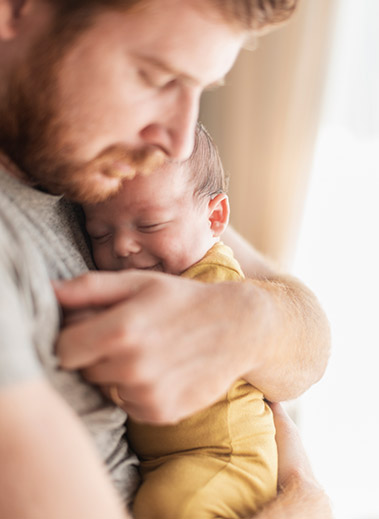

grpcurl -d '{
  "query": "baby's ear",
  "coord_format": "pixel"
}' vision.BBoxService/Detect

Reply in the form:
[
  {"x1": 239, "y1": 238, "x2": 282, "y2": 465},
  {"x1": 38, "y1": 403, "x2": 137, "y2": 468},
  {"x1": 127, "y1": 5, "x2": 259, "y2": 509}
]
[{"x1": 208, "y1": 193, "x2": 229, "y2": 237}]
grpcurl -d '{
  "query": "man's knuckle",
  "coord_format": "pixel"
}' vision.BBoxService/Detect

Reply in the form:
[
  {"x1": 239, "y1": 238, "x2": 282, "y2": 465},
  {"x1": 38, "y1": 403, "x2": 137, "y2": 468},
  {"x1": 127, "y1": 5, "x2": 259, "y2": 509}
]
[{"x1": 110, "y1": 319, "x2": 136, "y2": 348}]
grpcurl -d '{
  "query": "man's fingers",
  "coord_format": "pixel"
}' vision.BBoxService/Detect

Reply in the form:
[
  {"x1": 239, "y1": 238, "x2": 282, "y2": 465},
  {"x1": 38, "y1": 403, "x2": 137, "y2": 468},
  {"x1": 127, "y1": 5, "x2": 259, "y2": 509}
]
[
  {"x1": 52, "y1": 270, "x2": 157, "y2": 309},
  {"x1": 270, "y1": 402, "x2": 315, "y2": 487},
  {"x1": 57, "y1": 303, "x2": 137, "y2": 369},
  {"x1": 270, "y1": 402, "x2": 295, "y2": 435},
  {"x1": 83, "y1": 356, "x2": 146, "y2": 386},
  {"x1": 270, "y1": 402, "x2": 301, "y2": 457}
]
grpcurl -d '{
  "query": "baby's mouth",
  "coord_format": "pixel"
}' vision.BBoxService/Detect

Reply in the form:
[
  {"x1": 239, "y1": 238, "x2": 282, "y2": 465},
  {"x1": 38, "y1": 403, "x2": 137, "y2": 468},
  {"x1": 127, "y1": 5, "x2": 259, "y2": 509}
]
[{"x1": 140, "y1": 263, "x2": 163, "y2": 272}]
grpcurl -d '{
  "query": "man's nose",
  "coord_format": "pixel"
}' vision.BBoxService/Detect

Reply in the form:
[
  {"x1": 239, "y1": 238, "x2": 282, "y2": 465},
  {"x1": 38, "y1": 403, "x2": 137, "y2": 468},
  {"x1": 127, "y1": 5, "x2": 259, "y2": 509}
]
[
  {"x1": 139, "y1": 88, "x2": 200, "y2": 161},
  {"x1": 113, "y1": 231, "x2": 141, "y2": 258}
]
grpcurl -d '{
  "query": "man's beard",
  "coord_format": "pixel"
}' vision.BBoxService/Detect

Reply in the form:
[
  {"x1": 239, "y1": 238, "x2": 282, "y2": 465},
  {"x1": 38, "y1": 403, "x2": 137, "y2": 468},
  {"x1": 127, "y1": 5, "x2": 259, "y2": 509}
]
[{"x1": 0, "y1": 34, "x2": 165, "y2": 204}]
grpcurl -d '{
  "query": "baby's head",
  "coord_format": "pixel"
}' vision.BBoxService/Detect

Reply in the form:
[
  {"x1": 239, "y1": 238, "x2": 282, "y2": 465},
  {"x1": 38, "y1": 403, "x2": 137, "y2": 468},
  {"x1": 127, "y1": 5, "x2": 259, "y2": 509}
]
[{"x1": 84, "y1": 123, "x2": 229, "y2": 275}]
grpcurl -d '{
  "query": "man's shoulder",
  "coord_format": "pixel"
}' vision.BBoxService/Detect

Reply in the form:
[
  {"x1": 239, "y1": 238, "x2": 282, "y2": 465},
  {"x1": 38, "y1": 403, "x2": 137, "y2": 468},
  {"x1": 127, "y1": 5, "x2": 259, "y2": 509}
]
[
  {"x1": 0, "y1": 194, "x2": 28, "y2": 277},
  {"x1": 0, "y1": 168, "x2": 93, "y2": 277},
  {"x1": 0, "y1": 207, "x2": 46, "y2": 386},
  {"x1": 0, "y1": 171, "x2": 64, "y2": 386}
]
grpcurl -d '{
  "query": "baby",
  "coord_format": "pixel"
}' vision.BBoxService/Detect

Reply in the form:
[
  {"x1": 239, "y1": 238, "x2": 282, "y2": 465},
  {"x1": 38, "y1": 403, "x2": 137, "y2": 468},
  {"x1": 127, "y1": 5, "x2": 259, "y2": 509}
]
[{"x1": 83, "y1": 124, "x2": 277, "y2": 519}]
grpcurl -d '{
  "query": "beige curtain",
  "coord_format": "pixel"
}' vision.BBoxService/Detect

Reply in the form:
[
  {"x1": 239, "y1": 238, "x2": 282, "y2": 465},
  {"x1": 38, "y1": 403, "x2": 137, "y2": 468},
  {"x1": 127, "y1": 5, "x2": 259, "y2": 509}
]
[{"x1": 200, "y1": 0, "x2": 338, "y2": 267}]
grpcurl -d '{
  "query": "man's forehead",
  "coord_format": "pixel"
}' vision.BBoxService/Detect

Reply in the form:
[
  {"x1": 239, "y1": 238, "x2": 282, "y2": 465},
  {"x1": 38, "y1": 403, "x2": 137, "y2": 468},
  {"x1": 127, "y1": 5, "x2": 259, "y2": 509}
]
[{"x1": 110, "y1": 1, "x2": 245, "y2": 85}]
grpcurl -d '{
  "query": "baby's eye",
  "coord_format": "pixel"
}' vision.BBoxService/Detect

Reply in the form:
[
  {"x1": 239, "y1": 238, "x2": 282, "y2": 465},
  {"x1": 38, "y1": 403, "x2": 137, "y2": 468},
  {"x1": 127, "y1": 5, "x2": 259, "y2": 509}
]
[
  {"x1": 90, "y1": 233, "x2": 112, "y2": 244},
  {"x1": 138, "y1": 223, "x2": 165, "y2": 233}
]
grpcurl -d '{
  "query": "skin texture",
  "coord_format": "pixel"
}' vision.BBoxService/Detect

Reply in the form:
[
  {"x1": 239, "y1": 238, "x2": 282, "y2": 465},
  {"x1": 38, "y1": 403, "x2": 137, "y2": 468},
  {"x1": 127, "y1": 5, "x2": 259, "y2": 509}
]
[{"x1": 0, "y1": 0, "x2": 331, "y2": 516}]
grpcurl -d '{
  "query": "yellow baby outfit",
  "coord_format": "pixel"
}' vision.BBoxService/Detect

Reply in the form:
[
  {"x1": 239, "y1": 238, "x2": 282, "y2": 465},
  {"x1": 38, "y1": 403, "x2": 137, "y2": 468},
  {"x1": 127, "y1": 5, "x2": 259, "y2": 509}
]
[{"x1": 127, "y1": 242, "x2": 277, "y2": 519}]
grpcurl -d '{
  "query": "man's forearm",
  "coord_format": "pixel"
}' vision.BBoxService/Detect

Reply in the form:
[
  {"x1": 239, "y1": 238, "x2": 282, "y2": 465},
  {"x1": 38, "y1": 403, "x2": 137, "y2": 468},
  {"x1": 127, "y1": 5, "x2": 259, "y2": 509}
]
[
  {"x1": 0, "y1": 379, "x2": 128, "y2": 519},
  {"x1": 224, "y1": 226, "x2": 330, "y2": 401},
  {"x1": 242, "y1": 274, "x2": 330, "y2": 401}
]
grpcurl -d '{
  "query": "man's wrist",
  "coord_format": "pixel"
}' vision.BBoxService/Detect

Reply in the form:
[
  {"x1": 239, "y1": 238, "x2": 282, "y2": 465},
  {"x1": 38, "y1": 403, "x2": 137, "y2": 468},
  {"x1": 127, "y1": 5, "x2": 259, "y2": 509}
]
[
  {"x1": 253, "y1": 474, "x2": 333, "y2": 519},
  {"x1": 280, "y1": 472, "x2": 333, "y2": 518}
]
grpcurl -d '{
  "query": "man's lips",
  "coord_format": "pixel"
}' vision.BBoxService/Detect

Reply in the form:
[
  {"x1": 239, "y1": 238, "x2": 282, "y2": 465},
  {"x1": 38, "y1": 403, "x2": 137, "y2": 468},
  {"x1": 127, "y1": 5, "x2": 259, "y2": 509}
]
[
  {"x1": 102, "y1": 161, "x2": 136, "y2": 180},
  {"x1": 93, "y1": 147, "x2": 167, "y2": 181}
]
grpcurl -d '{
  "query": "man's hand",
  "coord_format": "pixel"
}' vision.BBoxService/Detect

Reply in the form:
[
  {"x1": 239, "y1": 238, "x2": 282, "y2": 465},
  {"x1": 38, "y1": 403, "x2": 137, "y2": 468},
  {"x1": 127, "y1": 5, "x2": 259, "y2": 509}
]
[
  {"x1": 55, "y1": 270, "x2": 264, "y2": 424},
  {"x1": 270, "y1": 403, "x2": 316, "y2": 489},
  {"x1": 252, "y1": 403, "x2": 333, "y2": 519},
  {"x1": 55, "y1": 253, "x2": 330, "y2": 423}
]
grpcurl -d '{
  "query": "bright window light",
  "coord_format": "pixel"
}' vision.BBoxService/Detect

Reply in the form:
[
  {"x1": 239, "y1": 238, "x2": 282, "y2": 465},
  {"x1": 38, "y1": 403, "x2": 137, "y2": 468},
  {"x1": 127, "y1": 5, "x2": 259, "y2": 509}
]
[{"x1": 293, "y1": 2, "x2": 379, "y2": 518}]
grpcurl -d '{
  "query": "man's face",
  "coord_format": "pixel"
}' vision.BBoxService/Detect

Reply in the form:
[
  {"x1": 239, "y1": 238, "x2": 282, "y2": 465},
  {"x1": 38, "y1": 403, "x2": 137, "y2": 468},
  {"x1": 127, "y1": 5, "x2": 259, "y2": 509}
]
[
  {"x1": 1, "y1": 0, "x2": 244, "y2": 203},
  {"x1": 84, "y1": 162, "x2": 216, "y2": 274}
]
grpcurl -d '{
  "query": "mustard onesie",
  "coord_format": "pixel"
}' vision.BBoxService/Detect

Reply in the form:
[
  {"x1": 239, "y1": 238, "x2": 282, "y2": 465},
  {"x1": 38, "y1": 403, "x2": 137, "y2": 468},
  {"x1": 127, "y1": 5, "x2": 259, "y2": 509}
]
[{"x1": 127, "y1": 242, "x2": 277, "y2": 519}]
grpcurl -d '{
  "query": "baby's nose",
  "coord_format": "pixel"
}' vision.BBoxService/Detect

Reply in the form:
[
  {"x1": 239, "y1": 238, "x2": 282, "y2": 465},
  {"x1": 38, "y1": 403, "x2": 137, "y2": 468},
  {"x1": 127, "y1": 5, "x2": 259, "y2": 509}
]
[{"x1": 113, "y1": 233, "x2": 142, "y2": 257}]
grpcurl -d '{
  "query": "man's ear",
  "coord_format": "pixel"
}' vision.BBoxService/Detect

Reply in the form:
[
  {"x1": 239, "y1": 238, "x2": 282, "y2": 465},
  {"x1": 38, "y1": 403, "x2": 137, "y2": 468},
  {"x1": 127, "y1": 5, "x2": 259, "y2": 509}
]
[
  {"x1": 0, "y1": 0, "x2": 28, "y2": 40},
  {"x1": 208, "y1": 193, "x2": 230, "y2": 237}
]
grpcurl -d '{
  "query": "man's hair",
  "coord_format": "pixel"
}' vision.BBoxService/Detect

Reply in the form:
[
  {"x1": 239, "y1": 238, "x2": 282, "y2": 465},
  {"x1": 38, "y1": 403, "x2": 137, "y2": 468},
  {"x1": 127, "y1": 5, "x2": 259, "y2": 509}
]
[
  {"x1": 184, "y1": 122, "x2": 228, "y2": 201},
  {"x1": 49, "y1": 1, "x2": 297, "y2": 34},
  {"x1": 209, "y1": 0, "x2": 297, "y2": 31}
]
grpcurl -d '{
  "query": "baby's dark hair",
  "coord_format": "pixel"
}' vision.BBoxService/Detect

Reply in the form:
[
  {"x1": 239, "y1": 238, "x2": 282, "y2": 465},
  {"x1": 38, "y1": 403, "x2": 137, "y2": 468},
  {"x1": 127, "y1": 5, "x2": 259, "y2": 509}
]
[{"x1": 184, "y1": 123, "x2": 228, "y2": 201}]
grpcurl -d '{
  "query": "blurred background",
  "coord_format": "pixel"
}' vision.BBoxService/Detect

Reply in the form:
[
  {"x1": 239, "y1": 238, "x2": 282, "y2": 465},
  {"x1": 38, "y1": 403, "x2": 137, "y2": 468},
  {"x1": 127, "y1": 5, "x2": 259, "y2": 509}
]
[{"x1": 200, "y1": 0, "x2": 379, "y2": 518}]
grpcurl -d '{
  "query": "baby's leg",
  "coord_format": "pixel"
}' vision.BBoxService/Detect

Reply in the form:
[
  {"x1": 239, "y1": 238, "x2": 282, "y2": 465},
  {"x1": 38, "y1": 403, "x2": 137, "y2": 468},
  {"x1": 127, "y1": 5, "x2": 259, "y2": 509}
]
[
  {"x1": 130, "y1": 381, "x2": 277, "y2": 519},
  {"x1": 133, "y1": 449, "x2": 276, "y2": 519}
]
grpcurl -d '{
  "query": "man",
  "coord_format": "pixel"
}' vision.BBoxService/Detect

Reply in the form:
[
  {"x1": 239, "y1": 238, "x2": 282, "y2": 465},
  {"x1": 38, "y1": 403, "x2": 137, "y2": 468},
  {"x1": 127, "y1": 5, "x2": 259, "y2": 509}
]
[{"x1": 0, "y1": 0, "x2": 332, "y2": 517}]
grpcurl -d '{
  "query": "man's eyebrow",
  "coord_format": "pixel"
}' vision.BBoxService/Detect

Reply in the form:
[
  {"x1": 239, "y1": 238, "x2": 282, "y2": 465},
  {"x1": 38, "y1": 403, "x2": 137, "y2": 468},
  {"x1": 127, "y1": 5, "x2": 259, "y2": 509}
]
[{"x1": 133, "y1": 54, "x2": 225, "y2": 89}]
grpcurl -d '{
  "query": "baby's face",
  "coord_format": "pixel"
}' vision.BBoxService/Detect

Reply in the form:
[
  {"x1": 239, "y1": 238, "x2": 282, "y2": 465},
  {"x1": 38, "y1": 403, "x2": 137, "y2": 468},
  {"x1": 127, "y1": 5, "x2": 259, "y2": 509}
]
[{"x1": 84, "y1": 163, "x2": 216, "y2": 274}]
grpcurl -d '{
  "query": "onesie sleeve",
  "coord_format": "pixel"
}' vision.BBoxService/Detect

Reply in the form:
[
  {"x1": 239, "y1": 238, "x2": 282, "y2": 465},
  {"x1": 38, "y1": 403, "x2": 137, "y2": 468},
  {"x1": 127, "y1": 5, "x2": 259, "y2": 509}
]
[
  {"x1": 0, "y1": 222, "x2": 43, "y2": 387},
  {"x1": 181, "y1": 242, "x2": 245, "y2": 283},
  {"x1": 181, "y1": 262, "x2": 244, "y2": 282}
]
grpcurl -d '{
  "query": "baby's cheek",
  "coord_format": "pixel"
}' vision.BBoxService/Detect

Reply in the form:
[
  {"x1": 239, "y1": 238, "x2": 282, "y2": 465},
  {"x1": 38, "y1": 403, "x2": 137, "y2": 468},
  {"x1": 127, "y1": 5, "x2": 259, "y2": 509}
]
[
  {"x1": 169, "y1": 250, "x2": 195, "y2": 275},
  {"x1": 93, "y1": 245, "x2": 111, "y2": 270},
  {"x1": 149, "y1": 234, "x2": 170, "y2": 257}
]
